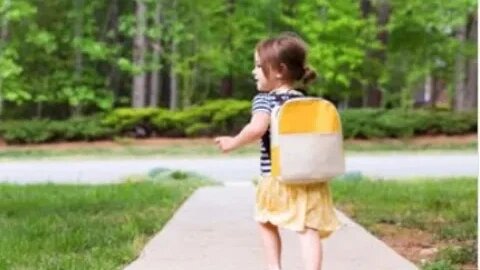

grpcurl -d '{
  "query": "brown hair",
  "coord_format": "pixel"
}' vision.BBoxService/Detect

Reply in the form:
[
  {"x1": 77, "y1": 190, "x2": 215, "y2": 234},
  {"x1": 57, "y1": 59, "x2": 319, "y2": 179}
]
[{"x1": 255, "y1": 32, "x2": 317, "y2": 88}]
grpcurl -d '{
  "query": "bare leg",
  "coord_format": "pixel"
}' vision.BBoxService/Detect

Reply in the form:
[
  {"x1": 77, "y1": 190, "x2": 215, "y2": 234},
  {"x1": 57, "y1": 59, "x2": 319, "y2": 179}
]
[
  {"x1": 298, "y1": 227, "x2": 323, "y2": 270},
  {"x1": 257, "y1": 221, "x2": 282, "y2": 270}
]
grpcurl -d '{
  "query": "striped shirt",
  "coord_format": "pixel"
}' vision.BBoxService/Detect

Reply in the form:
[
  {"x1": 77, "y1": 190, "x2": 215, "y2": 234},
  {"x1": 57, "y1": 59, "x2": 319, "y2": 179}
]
[{"x1": 251, "y1": 90, "x2": 304, "y2": 175}]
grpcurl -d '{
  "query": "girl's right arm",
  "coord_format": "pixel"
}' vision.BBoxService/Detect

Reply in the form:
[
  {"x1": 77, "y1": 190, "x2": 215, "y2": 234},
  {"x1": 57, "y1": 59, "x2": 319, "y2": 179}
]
[
  {"x1": 233, "y1": 112, "x2": 270, "y2": 146},
  {"x1": 214, "y1": 112, "x2": 269, "y2": 153}
]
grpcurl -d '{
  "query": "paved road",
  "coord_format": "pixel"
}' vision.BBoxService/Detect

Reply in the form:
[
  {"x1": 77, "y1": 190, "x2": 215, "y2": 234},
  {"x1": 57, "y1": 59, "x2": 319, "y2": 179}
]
[{"x1": 0, "y1": 153, "x2": 476, "y2": 184}]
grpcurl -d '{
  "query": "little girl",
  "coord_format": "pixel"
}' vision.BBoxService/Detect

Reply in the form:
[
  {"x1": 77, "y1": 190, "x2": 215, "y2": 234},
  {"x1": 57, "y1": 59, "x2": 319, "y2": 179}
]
[{"x1": 214, "y1": 32, "x2": 340, "y2": 270}]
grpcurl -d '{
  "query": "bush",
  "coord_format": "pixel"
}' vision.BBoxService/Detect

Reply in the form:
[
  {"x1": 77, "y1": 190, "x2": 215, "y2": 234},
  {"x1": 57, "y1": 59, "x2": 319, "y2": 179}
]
[
  {"x1": 0, "y1": 100, "x2": 476, "y2": 145},
  {"x1": 340, "y1": 109, "x2": 477, "y2": 139},
  {"x1": 0, "y1": 120, "x2": 55, "y2": 144},
  {"x1": 151, "y1": 111, "x2": 186, "y2": 137},
  {"x1": 210, "y1": 100, "x2": 251, "y2": 134},
  {"x1": 102, "y1": 108, "x2": 163, "y2": 137},
  {"x1": 340, "y1": 109, "x2": 387, "y2": 139},
  {"x1": 0, "y1": 116, "x2": 114, "y2": 144},
  {"x1": 151, "y1": 99, "x2": 250, "y2": 137},
  {"x1": 55, "y1": 117, "x2": 115, "y2": 141}
]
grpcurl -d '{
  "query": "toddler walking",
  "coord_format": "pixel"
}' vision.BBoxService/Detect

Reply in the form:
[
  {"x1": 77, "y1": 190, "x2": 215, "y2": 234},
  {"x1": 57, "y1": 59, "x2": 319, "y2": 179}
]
[{"x1": 215, "y1": 32, "x2": 340, "y2": 270}]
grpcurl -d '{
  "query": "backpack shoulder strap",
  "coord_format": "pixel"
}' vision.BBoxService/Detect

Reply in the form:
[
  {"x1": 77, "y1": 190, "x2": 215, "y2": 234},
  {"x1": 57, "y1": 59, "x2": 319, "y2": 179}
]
[
  {"x1": 262, "y1": 90, "x2": 305, "y2": 166},
  {"x1": 269, "y1": 89, "x2": 305, "y2": 107}
]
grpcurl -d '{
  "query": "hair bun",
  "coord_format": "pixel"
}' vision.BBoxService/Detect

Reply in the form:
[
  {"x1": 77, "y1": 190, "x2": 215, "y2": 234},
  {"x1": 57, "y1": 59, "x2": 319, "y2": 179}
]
[{"x1": 301, "y1": 66, "x2": 317, "y2": 86}]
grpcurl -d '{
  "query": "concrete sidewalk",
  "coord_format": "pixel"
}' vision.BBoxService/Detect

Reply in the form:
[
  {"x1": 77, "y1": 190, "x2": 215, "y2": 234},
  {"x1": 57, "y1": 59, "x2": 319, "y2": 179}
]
[{"x1": 124, "y1": 184, "x2": 418, "y2": 270}]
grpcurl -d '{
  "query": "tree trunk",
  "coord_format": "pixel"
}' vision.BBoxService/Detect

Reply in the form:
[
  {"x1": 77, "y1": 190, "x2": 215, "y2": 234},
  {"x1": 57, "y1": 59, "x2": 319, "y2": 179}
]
[
  {"x1": 36, "y1": 101, "x2": 43, "y2": 118},
  {"x1": 169, "y1": 39, "x2": 178, "y2": 110},
  {"x1": 464, "y1": 11, "x2": 477, "y2": 110},
  {"x1": 132, "y1": 0, "x2": 147, "y2": 108},
  {"x1": 220, "y1": 75, "x2": 233, "y2": 97},
  {"x1": 0, "y1": 0, "x2": 10, "y2": 117},
  {"x1": 220, "y1": 0, "x2": 235, "y2": 97},
  {"x1": 149, "y1": 1, "x2": 162, "y2": 107},
  {"x1": 72, "y1": 0, "x2": 84, "y2": 116},
  {"x1": 424, "y1": 75, "x2": 432, "y2": 106},
  {"x1": 169, "y1": 0, "x2": 178, "y2": 110},
  {"x1": 107, "y1": 0, "x2": 120, "y2": 103},
  {"x1": 360, "y1": 0, "x2": 388, "y2": 107},
  {"x1": 360, "y1": 0, "x2": 375, "y2": 107},
  {"x1": 454, "y1": 24, "x2": 467, "y2": 111},
  {"x1": 160, "y1": 62, "x2": 171, "y2": 108},
  {"x1": 427, "y1": 76, "x2": 443, "y2": 108}
]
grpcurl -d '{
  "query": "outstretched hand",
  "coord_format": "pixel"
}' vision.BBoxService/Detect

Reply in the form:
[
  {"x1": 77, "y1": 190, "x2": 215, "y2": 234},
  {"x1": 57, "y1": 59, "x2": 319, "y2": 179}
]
[{"x1": 214, "y1": 136, "x2": 236, "y2": 153}]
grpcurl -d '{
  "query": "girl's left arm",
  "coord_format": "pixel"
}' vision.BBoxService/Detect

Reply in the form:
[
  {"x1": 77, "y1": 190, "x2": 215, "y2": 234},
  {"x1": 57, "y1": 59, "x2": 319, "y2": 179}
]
[{"x1": 214, "y1": 112, "x2": 270, "y2": 153}]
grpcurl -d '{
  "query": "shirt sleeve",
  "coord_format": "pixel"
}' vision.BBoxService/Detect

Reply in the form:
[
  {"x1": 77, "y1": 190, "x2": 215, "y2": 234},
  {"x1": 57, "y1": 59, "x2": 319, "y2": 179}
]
[{"x1": 251, "y1": 93, "x2": 271, "y2": 114}]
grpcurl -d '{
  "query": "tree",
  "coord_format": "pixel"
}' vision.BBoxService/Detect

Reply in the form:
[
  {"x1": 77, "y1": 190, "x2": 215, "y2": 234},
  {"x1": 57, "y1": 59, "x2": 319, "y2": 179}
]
[
  {"x1": 168, "y1": 0, "x2": 178, "y2": 110},
  {"x1": 284, "y1": 0, "x2": 379, "y2": 104},
  {"x1": 455, "y1": 10, "x2": 477, "y2": 111},
  {"x1": 360, "y1": 0, "x2": 390, "y2": 107},
  {"x1": 0, "y1": 0, "x2": 476, "y2": 118},
  {"x1": 0, "y1": 0, "x2": 10, "y2": 116},
  {"x1": 149, "y1": 0, "x2": 162, "y2": 107},
  {"x1": 72, "y1": 0, "x2": 84, "y2": 116},
  {"x1": 381, "y1": 0, "x2": 476, "y2": 109},
  {"x1": 132, "y1": 0, "x2": 147, "y2": 108}
]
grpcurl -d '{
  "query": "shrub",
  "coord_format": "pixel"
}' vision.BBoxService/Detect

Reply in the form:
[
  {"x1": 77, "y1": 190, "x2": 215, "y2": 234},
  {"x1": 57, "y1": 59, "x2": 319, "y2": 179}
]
[
  {"x1": 0, "y1": 116, "x2": 114, "y2": 144},
  {"x1": 102, "y1": 107, "x2": 163, "y2": 136},
  {"x1": 0, "y1": 100, "x2": 476, "y2": 145}
]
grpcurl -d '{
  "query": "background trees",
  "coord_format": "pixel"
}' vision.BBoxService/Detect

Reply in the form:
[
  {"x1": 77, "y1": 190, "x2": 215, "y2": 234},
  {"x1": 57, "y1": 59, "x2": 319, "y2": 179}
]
[{"x1": 0, "y1": 0, "x2": 476, "y2": 119}]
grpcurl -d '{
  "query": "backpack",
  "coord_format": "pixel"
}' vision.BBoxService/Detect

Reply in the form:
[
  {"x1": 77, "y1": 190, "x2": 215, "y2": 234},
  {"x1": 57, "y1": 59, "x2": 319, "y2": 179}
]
[{"x1": 269, "y1": 90, "x2": 345, "y2": 184}]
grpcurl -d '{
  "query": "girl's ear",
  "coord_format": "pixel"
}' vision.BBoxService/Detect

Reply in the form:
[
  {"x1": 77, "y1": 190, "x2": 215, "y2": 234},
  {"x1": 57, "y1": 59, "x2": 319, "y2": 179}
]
[
  {"x1": 271, "y1": 64, "x2": 287, "y2": 80},
  {"x1": 278, "y1": 63, "x2": 288, "y2": 79}
]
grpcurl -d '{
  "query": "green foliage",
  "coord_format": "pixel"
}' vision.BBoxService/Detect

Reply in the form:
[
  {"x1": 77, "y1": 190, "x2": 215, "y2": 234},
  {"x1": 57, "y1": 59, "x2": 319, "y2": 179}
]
[
  {"x1": 384, "y1": 0, "x2": 477, "y2": 108},
  {"x1": 0, "y1": 0, "x2": 476, "y2": 118},
  {"x1": 340, "y1": 109, "x2": 477, "y2": 139},
  {"x1": 0, "y1": 98, "x2": 476, "y2": 144},
  {"x1": 54, "y1": 117, "x2": 116, "y2": 141},
  {"x1": 0, "y1": 116, "x2": 114, "y2": 144},
  {"x1": 437, "y1": 244, "x2": 477, "y2": 265},
  {"x1": 185, "y1": 123, "x2": 215, "y2": 137},
  {"x1": 152, "y1": 99, "x2": 251, "y2": 137},
  {"x1": 284, "y1": 0, "x2": 379, "y2": 99},
  {"x1": 421, "y1": 260, "x2": 456, "y2": 270},
  {"x1": 340, "y1": 109, "x2": 386, "y2": 138},
  {"x1": 102, "y1": 107, "x2": 164, "y2": 132},
  {"x1": 0, "y1": 120, "x2": 54, "y2": 144}
]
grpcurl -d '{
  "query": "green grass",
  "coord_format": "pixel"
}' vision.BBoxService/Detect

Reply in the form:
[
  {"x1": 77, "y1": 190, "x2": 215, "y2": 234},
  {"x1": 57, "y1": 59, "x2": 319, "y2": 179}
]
[
  {"x1": 0, "y1": 144, "x2": 258, "y2": 160},
  {"x1": 0, "y1": 173, "x2": 476, "y2": 269},
  {"x1": 0, "y1": 139, "x2": 476, "y2": 160},
  {"x1": 0, "y1": 172, "x2": 215, "y2": 270},
  {"x1": 343, "y1": 140, "x2": 477, "y2": 152},
  {"x1": 331, "y1": 177, "x2": 477, "y2": 269}
]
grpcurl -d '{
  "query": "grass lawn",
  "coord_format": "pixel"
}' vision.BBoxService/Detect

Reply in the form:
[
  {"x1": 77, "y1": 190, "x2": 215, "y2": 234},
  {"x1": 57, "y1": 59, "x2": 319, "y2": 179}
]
[
  {"x1": 0, "y1": 135, "x2": 476, "y2": 160},
  {"x1": 332, "y1": 177, "x2": 477, "y2": 270},
  {"x1": 0, "y1": 171, "x2": 215, "y2": 270},
  {"x1": 0, "y1": 173, "x2": 476, "y2": 270}
]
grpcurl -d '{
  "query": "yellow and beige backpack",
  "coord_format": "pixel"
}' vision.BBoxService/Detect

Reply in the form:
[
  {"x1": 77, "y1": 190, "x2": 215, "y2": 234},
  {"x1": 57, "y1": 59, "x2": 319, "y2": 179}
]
[{"x1": 269, "y1": 91, "x2": 345, "y2": 184}]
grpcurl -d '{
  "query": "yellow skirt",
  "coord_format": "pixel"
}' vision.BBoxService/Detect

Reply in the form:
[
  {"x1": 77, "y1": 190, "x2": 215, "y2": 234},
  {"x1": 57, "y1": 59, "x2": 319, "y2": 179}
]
[{"x1": 254, "y1": 175, "x2": 341, "y2": 239}]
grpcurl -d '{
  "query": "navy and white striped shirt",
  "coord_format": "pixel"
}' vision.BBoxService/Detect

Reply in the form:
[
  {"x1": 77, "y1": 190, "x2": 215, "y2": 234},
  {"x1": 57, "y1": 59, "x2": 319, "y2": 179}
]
[{"x1": 251, "y1": 90, "x2": 304, "y2": 175}]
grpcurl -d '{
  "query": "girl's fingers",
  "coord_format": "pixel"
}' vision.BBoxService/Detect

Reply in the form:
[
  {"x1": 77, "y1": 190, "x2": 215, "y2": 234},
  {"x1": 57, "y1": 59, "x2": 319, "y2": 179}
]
[
  {"x1": 214, "y1": 138, "x2": 223, "y2": 149},
  {"x1": 214, "y1": 137, "x2": 225, "y2": 144}
]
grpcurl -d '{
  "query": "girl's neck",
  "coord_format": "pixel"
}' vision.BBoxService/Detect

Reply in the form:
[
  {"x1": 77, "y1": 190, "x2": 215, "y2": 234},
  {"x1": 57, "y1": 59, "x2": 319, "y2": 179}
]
[{"x1": 270, "y1": 83, "x2": 293, "y2": 94}]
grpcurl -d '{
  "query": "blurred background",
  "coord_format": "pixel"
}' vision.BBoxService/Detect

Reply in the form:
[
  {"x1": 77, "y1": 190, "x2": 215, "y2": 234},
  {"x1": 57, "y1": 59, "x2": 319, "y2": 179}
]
[{"x1": 0, "y1": 0, "x2": 477, "y2": 144}]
